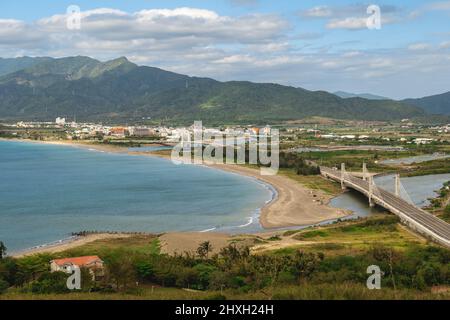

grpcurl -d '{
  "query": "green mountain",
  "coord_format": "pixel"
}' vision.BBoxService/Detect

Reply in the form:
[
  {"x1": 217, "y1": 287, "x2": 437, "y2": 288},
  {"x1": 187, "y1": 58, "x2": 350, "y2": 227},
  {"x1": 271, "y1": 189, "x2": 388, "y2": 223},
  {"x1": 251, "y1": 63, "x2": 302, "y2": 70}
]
[
  {"x1": 403, "y1": 92, "x2": 450, "y2": 115},
  {"x1": 0, "y1": 56, "x2": 425, "y2": 124},
  {"x1": 333, "y1": 91, "x2": 389, "y2": 100},
  {"x1": 0, "y1": 57, "x2": 53, "y2": 77}
]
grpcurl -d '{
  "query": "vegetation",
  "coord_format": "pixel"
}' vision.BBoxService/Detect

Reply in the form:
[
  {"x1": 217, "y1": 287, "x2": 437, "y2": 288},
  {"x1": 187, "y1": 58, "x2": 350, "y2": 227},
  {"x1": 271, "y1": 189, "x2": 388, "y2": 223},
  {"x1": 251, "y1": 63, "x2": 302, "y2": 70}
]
[
  {"x1": 0, "y1": 242, "x2": 6, "y2": 259},
  {"x1": 0, "y1": 56, "x2": 425, "y2": 124},
  {"x1": 1, "y1": 217, "x2": 449, "y2": 300},
  {"x1": 404, "y1": 158, "x2": 450, "y2": 177},
  {"x1": 403, "y1": 91, "x2": 450, "y2": 116}
]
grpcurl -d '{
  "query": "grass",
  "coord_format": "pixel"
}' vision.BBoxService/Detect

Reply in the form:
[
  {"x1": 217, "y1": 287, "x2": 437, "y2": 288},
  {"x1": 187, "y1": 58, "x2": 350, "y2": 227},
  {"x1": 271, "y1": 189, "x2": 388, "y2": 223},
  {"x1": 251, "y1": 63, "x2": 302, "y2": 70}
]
[
  {"x1": 149, "y1": 238, "x2": 161, "y2": 255},
  {"x1": 0, "y1": 286, "x2": 209, "y2": 300},
  {"x1": 279, "y1": 169, "x2": 342, "y2": 195},
  {"x1": 55, "y1": 235, "x2": 159, "y2": 259},
  {"x1": 271, "y1": 216, "x2": 428, "y2": 257},
  {"x1": 3, "y1": 283, "x2": 447, "y2": 300},
  {"x1": 404, "y1": 158, "x2": 450, "y2": 177}
]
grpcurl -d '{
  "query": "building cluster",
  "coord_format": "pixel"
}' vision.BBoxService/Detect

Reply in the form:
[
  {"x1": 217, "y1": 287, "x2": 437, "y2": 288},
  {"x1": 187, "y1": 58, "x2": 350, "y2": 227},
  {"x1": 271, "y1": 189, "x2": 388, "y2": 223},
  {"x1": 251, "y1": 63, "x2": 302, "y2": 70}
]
[{"x1": 7, "y1": 119, "x2": 274, "y2": 142}]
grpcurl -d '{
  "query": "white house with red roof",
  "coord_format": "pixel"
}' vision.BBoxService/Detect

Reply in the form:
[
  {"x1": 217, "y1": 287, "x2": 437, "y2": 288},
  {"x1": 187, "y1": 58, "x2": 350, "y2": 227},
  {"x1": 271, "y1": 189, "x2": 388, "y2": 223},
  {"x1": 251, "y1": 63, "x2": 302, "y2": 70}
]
[{"x1": 50, "y1": 256, "x2": 104, "y2": 279}]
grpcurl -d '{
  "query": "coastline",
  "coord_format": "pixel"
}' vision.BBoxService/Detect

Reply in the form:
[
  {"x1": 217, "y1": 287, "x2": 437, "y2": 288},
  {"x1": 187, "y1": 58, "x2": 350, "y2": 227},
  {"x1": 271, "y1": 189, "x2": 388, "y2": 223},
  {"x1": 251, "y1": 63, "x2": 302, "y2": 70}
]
[
  {"x1": 11, "y1": 233, "x2": 133, "y2": 258},
  {"x1": 2, "y1": 138, "x2": 350, "y2": 256}
]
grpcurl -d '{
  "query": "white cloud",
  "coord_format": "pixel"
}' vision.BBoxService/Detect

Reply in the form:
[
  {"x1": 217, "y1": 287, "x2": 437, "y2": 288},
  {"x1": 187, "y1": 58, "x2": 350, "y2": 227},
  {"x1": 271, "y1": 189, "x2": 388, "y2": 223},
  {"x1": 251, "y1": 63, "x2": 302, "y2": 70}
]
[
  {"x1": 342, "y1": 51, "x2": 361, "y2": 58},
  {"x1": 301, "y1": 6, "x2": 333, "y2": 18},
  {"x1": 439, "y1": 41, "x2": 450, "y2": 49},
  {"x1": 0, "y1": 6, "x2": 450, "y2": 99},
  {"x1": 326, "y1": 17, "x2": 368, "y2": 30},
  {"x1": 408, "y1": 43, "x2": 432, "y2": 51}
]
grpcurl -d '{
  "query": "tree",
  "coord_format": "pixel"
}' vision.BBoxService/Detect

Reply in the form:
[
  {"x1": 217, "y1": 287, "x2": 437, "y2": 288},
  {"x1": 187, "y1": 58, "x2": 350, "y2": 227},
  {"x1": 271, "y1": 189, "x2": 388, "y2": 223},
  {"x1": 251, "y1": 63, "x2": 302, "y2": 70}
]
[
  {"x1": 106, "y1": 255, "x2": 137, "y2": 291},
  {"x1": 0, "y1": 242, "x2": 6, "y2": 259},
  {"x1": 30, "y1": 271, "x2": 69, "y2": 294},
  {"x1": 197, "y1": 241, "x2": 213, "y2": 260},
  {"x1": 0, "y1": 279, "x2": 9, "y2": 294}
]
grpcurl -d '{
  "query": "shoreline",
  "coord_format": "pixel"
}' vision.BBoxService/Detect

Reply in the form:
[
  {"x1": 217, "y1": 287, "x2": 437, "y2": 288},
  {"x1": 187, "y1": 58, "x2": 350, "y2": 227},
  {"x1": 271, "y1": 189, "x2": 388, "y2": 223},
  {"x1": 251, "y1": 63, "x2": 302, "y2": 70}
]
[
  {"x1": 11, "y1": 233, "x2": 134, "y2": 258},
  {"x1": 2, "y1": 138, "x2": 350, "y2": 255}
]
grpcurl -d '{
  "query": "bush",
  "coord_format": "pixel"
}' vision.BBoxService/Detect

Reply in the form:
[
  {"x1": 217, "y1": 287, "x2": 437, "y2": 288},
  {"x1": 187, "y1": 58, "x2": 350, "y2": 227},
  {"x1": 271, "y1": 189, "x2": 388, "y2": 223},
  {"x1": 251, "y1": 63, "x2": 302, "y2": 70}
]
[
  {"x1": 30, "y1": 272, "x2": 69, "y2": 294},
  {"x1": 0, "y1": 278, "x2": 9, "y2": 294}
]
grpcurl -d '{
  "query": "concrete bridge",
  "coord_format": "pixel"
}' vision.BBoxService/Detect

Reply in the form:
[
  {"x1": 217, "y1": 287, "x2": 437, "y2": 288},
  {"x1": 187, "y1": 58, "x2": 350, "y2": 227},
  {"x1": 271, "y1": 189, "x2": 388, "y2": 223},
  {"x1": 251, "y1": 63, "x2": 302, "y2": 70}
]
[{"x1": 320, "y1": 165, "x2": 450, "y2": 248}]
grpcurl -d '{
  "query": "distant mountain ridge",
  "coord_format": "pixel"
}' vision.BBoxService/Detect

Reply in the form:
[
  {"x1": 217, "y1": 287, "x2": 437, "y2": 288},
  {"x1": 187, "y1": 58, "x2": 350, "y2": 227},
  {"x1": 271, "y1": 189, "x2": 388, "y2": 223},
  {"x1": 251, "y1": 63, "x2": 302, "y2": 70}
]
[
  {"x1": 0, "y1": 57, "x2": 53, "y2": 77},
  {"x1": 403, "y1": 91, "x2": 450, "y2": 115},
  {"x1": 0, "y1": 56, "x2": 426, "y2": 124},
  {"x1": 333, "y1": 91, "x2": 389, "y2": 100}
]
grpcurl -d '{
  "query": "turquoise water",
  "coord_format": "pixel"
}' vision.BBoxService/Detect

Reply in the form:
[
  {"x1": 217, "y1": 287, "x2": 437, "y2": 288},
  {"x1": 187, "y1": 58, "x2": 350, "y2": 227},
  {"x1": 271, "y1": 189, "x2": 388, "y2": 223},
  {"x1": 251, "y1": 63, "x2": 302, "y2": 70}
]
[{"x1": 0, "y1": 141, "x2": 273, "y2": 252}]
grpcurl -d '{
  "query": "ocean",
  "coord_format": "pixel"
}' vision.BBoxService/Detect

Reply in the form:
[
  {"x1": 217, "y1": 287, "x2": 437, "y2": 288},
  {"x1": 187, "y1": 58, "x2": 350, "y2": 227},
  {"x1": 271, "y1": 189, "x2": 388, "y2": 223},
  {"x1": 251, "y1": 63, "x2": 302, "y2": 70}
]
[{"x1": 0, "y1": 140, "x2": 273, "y2": 252}]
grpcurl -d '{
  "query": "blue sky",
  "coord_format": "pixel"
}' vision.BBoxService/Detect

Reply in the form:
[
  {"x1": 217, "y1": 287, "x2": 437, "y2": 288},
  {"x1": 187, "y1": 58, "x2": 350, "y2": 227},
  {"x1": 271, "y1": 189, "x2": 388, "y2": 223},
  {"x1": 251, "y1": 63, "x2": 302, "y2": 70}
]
[{"x1": 1, "y1": 0, "x2": 449, "y2": 99}]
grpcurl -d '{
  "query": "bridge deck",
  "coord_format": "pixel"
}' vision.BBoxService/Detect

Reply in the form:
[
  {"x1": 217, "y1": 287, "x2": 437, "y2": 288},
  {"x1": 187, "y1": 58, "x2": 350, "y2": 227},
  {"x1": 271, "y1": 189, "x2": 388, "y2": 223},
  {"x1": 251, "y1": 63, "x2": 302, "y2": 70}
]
[{"x1": 320, "y1": 167, "x2": 450, "y2": 248}]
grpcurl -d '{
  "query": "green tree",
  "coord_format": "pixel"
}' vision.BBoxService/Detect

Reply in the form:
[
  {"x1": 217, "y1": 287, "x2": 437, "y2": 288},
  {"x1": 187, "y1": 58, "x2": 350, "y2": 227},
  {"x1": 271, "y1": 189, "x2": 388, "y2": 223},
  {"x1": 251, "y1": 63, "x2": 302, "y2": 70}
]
[
  {"x1": 0, "y1": 278, "x2": 9, "y2": 294},
  {"x1": 30, "y1": 271, "x2": 69, "y2": 294},
  {"x1": 0, "y1": 242, "x2": 6, "y2": 259},
  {"x1": 106, "y1": 254, "x2": 137, "y2": 291},
  {"x1": 197, "y1": 241, "x2": 213, "y2": 260}
]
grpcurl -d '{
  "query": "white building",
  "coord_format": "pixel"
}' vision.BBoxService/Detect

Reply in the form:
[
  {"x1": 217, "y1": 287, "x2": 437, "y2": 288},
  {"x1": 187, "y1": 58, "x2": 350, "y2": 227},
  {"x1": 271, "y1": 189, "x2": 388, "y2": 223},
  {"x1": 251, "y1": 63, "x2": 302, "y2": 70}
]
[{"x1": 55, "y1": 117, "x2": 66, "y2": 125}]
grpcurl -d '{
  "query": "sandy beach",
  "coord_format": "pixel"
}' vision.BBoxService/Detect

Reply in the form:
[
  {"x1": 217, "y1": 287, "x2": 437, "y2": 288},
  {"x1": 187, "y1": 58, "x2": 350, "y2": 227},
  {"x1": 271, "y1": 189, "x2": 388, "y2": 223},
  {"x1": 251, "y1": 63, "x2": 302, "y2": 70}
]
[{"x1": 209, "y1": 164, "x2": 349, "y2": 228}]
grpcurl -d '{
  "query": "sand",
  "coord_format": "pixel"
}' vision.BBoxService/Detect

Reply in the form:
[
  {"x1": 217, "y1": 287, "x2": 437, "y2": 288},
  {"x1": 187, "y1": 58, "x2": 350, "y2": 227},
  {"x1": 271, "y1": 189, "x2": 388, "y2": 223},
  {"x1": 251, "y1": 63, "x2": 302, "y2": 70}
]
[
  {"x1": 159, "y1": 232, "x2": 232, "y2": 256},
  {"x1": 209, "y1": 164, "x2": 349, "y2": 228}
]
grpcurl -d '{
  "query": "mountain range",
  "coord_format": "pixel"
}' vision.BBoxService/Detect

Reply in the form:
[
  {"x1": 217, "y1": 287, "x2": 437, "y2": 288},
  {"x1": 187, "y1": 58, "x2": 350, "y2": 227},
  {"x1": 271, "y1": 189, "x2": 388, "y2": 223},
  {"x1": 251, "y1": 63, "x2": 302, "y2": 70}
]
[
  {"x1": 333, "y1": 91, "x2": 389, "y2": 100},
  {"x1": 0, "y1": 56, "x2": 447, "y2": 124},
  {"x1": 403, "y1": 92, "x2": 450, "y2": 116}
]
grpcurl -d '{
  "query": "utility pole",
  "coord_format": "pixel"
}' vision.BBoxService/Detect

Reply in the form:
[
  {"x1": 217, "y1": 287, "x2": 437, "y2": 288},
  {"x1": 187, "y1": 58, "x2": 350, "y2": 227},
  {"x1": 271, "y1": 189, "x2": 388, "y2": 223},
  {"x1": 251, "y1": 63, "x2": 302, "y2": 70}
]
[
  {"x1": 395, "y1": 174, "x2": 400, "y2": 197},
  {"x1": 368, "y1": 175, "x2": 375, "y2": 207},
  {"x1": 341, "y1": 163, "x2": 346, "y2": 190}
]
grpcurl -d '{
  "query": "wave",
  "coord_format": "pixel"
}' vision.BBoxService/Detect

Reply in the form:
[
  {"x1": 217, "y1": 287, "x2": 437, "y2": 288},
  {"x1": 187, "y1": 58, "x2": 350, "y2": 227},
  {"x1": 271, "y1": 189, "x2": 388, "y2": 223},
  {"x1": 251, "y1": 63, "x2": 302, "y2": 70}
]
[
  {"x1": 237, "y1": 216, "x2": 254, "y2": 228},
  {"x1": 11, "y1": 235, "x2": 78, "y2": 256}
]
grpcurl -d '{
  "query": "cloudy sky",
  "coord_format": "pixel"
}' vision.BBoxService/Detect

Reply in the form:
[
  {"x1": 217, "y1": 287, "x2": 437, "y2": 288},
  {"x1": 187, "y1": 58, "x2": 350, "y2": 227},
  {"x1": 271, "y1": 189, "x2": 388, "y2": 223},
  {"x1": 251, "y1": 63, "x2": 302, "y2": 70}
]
[{"x1": 1, "y1": 0, "x2": 450, "y2": 99}]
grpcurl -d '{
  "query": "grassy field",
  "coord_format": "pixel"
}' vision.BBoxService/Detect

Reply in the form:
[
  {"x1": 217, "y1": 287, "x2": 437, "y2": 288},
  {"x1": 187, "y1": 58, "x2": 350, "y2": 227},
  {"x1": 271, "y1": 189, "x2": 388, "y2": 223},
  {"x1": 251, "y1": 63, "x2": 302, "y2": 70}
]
[
  {"x1": 279, "y1": 169, "x2": 342, "y2": 195},
  {"x1": 251, "y1": 215, "x2": 428, "y2": 259},
  {"x1": 2, "y1": 284, "x2": 447, "y2": 300},
  {"x1": 54, "y1": 235, "x2": 159, "y2": 258}
]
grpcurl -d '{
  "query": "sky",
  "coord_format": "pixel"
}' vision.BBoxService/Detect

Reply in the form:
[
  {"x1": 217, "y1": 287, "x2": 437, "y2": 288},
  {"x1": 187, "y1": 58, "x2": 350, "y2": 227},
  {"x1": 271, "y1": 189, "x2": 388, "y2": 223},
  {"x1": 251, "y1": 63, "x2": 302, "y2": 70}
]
[{"x1": 0, "y1": 0, "x2": 449, "y2": 99}]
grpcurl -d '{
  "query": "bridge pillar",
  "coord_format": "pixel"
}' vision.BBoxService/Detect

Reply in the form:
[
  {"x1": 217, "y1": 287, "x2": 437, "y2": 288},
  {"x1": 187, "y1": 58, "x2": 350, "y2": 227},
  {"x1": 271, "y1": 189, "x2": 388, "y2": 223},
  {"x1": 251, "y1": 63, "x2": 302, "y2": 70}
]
[
  {"x1": 368, "y1": 175, "x2": 375, "y2": 207},
  {"x1": 341, "y1": 163, "x2": 346, "y2": 190},
  {"x1": 395, "y1": 174, "x2": 400, "y2": 197},
  {"x1": 362, "y1": 162, "x2": 367, "y2": 181}
]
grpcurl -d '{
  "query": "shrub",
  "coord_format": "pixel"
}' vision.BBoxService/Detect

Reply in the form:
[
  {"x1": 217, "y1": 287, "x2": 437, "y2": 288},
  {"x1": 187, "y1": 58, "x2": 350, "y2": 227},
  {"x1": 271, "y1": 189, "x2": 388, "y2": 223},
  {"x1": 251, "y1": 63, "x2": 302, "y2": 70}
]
[
  {"x1": 0, "y1": 278, "x2": 9, "y2": 294},
  {"x1": 30, "y1": 272, "x2": 69, "y2": 294}
]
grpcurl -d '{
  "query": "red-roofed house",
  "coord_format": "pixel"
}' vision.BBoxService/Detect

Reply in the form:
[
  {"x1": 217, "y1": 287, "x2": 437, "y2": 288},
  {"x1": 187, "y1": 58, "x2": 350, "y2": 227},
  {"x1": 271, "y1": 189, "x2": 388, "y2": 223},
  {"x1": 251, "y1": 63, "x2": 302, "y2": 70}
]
[{"x1": 50, "y1": 256, "x2": 104, "y2": 280}]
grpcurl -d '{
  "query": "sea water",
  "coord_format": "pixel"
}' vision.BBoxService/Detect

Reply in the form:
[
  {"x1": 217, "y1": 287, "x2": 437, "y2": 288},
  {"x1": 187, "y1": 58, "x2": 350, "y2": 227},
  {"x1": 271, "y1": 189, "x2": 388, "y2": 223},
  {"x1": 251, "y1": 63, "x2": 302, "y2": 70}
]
[{"x1": 0, "y1": 140, "x2": 273, "y2": 252}]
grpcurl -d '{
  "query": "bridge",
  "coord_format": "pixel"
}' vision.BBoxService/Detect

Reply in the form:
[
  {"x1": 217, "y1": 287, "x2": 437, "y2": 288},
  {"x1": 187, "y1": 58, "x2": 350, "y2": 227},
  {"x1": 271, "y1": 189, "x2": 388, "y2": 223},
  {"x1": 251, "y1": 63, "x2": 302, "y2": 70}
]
[{"x1": 320, "y1": 164, "x2": 450, "y2": 248}]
